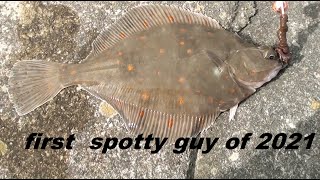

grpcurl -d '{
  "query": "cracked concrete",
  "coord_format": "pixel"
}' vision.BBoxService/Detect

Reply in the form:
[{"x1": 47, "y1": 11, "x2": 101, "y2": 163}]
[
  {"x1": 231, "y1": 1, "x2": 257, "y2": 33},
  {"x1": 0, "y1": 1, "x2": 319, "y2": 179}
]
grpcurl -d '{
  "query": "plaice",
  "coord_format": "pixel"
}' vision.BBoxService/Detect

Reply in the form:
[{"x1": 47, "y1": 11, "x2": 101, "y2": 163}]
[{"x1": 8, "y1": 4, "x2": 283, "y2": 143}]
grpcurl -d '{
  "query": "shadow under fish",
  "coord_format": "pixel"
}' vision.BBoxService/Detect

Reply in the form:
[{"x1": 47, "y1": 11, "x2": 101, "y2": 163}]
[{"x1": 8, "y1": 4, "x2": 285, "y2": 143}]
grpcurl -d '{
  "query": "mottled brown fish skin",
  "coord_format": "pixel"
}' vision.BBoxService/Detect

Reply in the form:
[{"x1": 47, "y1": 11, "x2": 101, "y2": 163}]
[
  {"x1": 8, "y1": 5, "x2": 283, "y2": 142},
  {"x1": 63, "y1": 24, "x2": 280, "y2": 141}
]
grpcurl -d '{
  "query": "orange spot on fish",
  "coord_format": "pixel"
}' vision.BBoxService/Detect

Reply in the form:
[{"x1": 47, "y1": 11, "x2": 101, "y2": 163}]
[
  {"x1": 187, "y1": 49, "x2": 193, "y2": 55},
  {"x1": 179, "y1": 41, "x2": 185, "y2": 46},
  {"x1": 118, "y1": 51, "x2": 123, "y2": 56},
  {"x1": 179, "y1": 28, "x2": 187, "y2": 33},
  {"x1": 114, "y1": 99, "x2": 120, "y2": 106},
  {"x1": 160, "y1": 48, "x2": 165, "y2": 54},
  {"x1": 207, "y1": 32, "x2": 213, "y2": 36},
  {"x1": 250, "y1": 70, "x2": 257, "y2": 75},
  {"x1": 223, "y1": 75, "x2": 229, "y2": 80},
  {"x1": 168, "y1": 15, "x2": 174, "y2": 23},
  {"x1": 187, "y1": 15, "x2": 192, "y2": 24},
  {"x1": 178, "y1": 96, "x2": 184, "y2": 105},
  {"x1": 143, "y1": 20, "x2": 149, "y2": 28},
  {"x1": 70, "y1": 70, "x2": 77, "y2": 75},
  {"x1": 168, "y1": 118, "x2": 174, "y2": 128},
  {"x1": 141, "y1": 91, "x2": 150, "y2": 101},
  {"x1": 139, "y1": 36, "x2": 146, "y2": 40},
  {"x1": 178, "y1": 77, "x2": 186, "y2": 84},
  {"x1": 119, "y1": 32, "x2": 126, "y2": 39},
  {"x1": 139, "y1": 110, "x2": 145, "y2": 118},
  {"x1": 204, "y1": 19, "x2": 209, "y2": 26},
  {"x1": 208, "y1": 96, "x2": 214, "y2": 104},
  {"x1": 127, "y1": 64, "x2": 134, "y2": 72},
  {"x1": 228, "y1": 88, "x2": 236, "y2": 94}
]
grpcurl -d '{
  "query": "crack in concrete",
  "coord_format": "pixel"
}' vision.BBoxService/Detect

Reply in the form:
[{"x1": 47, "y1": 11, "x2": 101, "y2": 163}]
[
  {"x1": 237, "y1": 1, "x2": 258, "y2": 34},
  {"x1": 185, "y1": 134, "x2": 202, "y2": 179},
  {"x1": 186, "y1": 148, "x2": 198, "y2": 179},
  {"x1": 228, "y1": 1, "x2": 240, "y2": 31},
  {"x1": 186, "y1": 3, "x2": 258, "y2": 178}
]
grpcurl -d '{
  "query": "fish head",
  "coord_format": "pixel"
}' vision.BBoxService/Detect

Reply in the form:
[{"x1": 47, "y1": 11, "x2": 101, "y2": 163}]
[{"x1": 228, "y1": 45, "x2": 284, "y2": 89}]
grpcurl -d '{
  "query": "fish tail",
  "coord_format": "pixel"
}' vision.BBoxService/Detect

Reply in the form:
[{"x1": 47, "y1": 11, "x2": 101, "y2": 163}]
[{"x1": 8, "y1": 60, "x2": 66, "y2": 116}]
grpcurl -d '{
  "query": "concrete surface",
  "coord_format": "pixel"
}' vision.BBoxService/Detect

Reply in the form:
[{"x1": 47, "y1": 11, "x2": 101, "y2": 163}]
[{"x1": 0, "y1": 1, "x2": 319, "y2": 179}]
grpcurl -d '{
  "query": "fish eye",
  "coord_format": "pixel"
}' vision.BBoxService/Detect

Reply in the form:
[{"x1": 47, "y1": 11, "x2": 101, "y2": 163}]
[
  {"x1": 269, "y1": 54, "x2": 275, "y2": 59},
  {"x1": 264, "y1": 49, "x2": 277, "y2": 60}
]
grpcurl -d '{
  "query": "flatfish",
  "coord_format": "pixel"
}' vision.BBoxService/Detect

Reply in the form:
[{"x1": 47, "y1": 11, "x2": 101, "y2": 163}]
[{"x1": 8, "y1": 4, "x2": 283, "y2": 142}]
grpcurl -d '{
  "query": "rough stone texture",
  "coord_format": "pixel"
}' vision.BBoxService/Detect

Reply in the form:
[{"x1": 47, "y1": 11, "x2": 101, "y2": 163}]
[
  {"x1": 66, "y1": 114, "x2": 190, "y2": 179},
  {"x1": 0, "y1": 1, "x2": 319, "y2": 179},
  {"x1": 195, "y1": 1, "x2": 320, "y2": 179}
]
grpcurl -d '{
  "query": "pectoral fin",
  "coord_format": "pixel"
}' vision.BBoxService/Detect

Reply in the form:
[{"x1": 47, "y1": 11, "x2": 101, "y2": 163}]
[{"x1": 229, "y1": 104, "x2": 238, "y2": 121}]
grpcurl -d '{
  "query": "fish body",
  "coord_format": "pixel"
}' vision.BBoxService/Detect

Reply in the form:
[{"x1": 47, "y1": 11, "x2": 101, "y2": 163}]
[{"x1": 8, "y1": 5, "x2": 283, "y2": 142}]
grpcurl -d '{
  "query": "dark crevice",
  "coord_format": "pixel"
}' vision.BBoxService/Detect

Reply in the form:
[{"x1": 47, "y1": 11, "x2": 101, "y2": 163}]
[
  {"x1": 238, "y1": 1, "x2": 258, "y2": 34},
  {"x1": 186, "y1": 134, "x2": 201, "y2": 179},
  {"x1": 186, "y1": 149, "x2": 198, "y2": 179},
  {"x1": 228, "y1": 1, "x2": 240, "y2": 31},
  {"x1": 186, "y1": 2, "x2": 259, "y2": 178}
]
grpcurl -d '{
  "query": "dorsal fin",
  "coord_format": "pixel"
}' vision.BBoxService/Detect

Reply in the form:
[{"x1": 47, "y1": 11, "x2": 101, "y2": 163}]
[{"x1": 89, "y1": 4, "x2": 221, "y2": 56}]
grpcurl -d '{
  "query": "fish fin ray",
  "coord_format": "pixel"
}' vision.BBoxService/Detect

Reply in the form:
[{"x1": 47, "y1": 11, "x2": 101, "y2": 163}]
[
  {"x1": 229, "y1": 104, "x2": 238, "y2": 121},
  {"x1": 89, "y1": 4, "x2": 221, "y2": 57},
  {"x1": 8, "y1": 60, "x2": 65, "y2": 116},
  {"x1": 81, "y1": 84, "x2": 219, "y2": 143},
  {"x1": 108, "y1": 98, "x2": 216, "y2": 143},
  {"x1": 205, "y1": 50, "x2": 226, "y2": 71}
]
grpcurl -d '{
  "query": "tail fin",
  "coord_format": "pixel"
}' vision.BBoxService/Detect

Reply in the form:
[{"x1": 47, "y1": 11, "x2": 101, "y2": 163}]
[{"x1": 8, "y1": 60, "x2": 65, "y2": 116}]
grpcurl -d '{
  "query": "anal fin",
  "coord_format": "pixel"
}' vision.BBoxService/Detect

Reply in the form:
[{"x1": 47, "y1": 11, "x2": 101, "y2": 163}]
[{"x1": 81, "y1": 84, "x2": 219, "y2": 143}]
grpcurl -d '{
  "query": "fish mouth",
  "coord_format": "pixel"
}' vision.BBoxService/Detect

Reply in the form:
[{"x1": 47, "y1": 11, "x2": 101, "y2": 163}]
[
  {"x1": 261, "y1": 64, "x2": 283, "y2": 84},
  {"x1": 236, "y1": 64, "x2": 283, "y2": 89}
]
